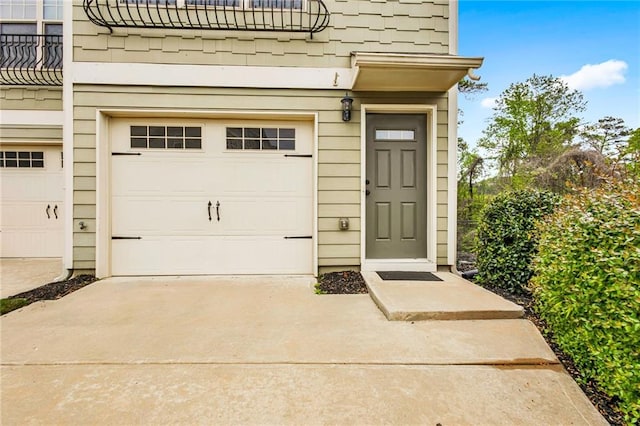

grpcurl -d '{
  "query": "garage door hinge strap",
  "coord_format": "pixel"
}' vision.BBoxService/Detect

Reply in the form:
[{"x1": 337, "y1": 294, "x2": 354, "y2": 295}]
[
  {"x1": 284, "y1": 154, "x2": 312, "y2": 158},
  {"x1": 284, "y1": 236, "x2": 312, "y2": 239},
  {"x1": 112, "y1": 152, "x2": 142, "y2": 156},
  {"x1": 112, "y1": 236, "x2": 142, "y2": 240}
]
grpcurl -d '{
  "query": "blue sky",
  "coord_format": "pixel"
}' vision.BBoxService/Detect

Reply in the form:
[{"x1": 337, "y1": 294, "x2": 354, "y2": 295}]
[{"x1": 458, "y1": 0, "x2": 640, "y2": 149}]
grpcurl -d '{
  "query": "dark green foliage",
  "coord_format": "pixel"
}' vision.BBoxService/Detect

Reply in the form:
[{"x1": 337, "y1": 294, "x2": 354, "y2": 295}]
[
  {"x1": 531, "y1": 179, "x2": 640, "y2": 424},
  {"x1": 474, "y1": 190, "x2": 559, "y2": 293},
  {"x1": 623, "y1": 128, "x2": 640, "y2": 178}
]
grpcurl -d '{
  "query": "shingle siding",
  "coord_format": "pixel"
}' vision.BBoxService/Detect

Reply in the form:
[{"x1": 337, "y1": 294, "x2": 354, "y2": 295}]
[
  {"x1": 73, "y1": 0, "x2": 449, "y2": 67},
  {"x1": 0, "y1": 87, "x2": 62, "y2": 111}
]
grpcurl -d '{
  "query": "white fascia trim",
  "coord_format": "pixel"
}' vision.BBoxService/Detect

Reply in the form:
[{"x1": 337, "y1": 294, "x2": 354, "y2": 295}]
[
  {"x1": 62, "y1": 0, "x2": 74, "y2": 271},
  {"x1": 73, "y1": 62, "x2": 354, "y2": 90},
  {"x1": 449, "y1": 1, "x2": 459, "y2": 268},
  {"x1": 95, "y1": 111, "x2": 110, "y2": 278},
  {"x1": 449, "y1": 0, "x2": 459, "y2": 55},
  {"x1": 360, "y1": 104, "x2": 438, "y2": 268},
  {"x1": 448, "y1": 88, "x2": 458, "y2": 268},
  {"x1": 312, "y1": 112, "x2": 319, "y2": 277},
  {"x1": 0, "y1": 110, "x2": 64, "y2": 126},
  {"x1": 360, "y1": 106, "x2": 367, "y2": 268}
]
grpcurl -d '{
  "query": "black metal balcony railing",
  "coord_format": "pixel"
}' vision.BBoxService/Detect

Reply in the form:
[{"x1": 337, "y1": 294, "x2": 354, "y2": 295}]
[
  {"x1": 0, "y1": 34, "x2": 63, "y2": 86},
  {"x1": 83, "y1": 0, "x2": 330, "y2": 37}
]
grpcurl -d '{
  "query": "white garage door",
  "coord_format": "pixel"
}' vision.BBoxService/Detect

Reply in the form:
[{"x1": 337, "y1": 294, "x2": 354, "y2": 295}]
[
  {"x1": 110, "y1": 118, "x2": 314, "y2": 275},
  {"x1": 0, "y1": 145, "x2": 64, "y2": 257}
]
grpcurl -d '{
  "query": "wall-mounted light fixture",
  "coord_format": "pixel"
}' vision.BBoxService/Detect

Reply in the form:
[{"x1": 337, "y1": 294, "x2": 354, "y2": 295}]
[{"x1": 341, "y1": 92, "x2": 353, "y2": 122}]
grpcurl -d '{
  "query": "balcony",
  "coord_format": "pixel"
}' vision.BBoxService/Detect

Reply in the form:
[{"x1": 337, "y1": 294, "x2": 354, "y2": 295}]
[
  {"x1": 83, "y1": 0, "x2": 330, "y2": 37},
  {"x1": 0, "y1": 34, "x2": 63, "y2": 86}
]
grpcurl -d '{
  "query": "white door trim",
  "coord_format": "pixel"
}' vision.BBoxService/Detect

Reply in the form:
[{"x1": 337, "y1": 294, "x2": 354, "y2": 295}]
[
  {"x1": 359, "y1": 104, "x2": 438, "y2": 272},
  {"x1": 94, "y1": 108, "x2": 318, "y2": 278}
]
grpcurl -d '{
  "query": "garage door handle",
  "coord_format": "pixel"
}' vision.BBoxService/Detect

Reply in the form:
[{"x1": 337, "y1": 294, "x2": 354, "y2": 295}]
[
  {"x1": 46, "y1": 204, "x2": 51, "y2": 219},
  {"x1": 216, "y1": 201, "x2": 220, "y2": 222},
  {"x1": 208, "y1": 201, "x2": 212, "y2": 221},
  {"x1": 53, "y1": 205, "x2": 58, "y2": 219}
]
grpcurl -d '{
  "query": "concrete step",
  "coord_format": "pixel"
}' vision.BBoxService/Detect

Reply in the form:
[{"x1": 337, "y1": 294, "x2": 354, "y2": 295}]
[{"x1": 362, "y1": 271, "x2": 524, "y2": 321}]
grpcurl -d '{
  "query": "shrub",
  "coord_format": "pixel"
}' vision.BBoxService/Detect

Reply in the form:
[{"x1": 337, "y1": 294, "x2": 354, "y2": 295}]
[
  {"x1": 474, "y1": 190, "x2": 559, "y2": 294},
  {"x1": 531, "y1": 178, "x2": 640, "y2": 424}
]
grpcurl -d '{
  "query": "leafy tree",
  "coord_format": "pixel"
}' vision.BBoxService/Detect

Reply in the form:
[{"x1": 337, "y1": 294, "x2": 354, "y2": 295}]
[
  {"x1": 479, "y1": 74, "x2": 586, "y2": 187},
  {"x1": 457, "y1": 77, "x2": 488, "y2": 198},
  {"x1": 458, "y1": 139, "x2": 484, "y2": 200},
  {"x1": 459, "y1": 78, "x2": 488, "y2": 97},
  {"x1": 457, "y1": 140, "x2": 488, "y2": 255},
  {"x1": 456, "y1": 79, "x2": 489, "y2": 256},
  {"x1": 458, "y1": 77, "x2": 488, "y2": 126},
  {"x1": 621, "y1": 127, "x2": 640, "y2": 178},
  {"x1": 580, "y1": 116, "x2": 630, "y2": 157}
]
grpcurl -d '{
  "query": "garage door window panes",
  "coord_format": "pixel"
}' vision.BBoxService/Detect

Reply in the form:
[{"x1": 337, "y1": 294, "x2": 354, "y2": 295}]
[
  {"x1": 226, "y1": 127, "x2": 295, "y2": 151},
  {"x1": 0, "y1": 151, "x2": 44, "y2": 168},
  {"x1": 130, "y1": 125, "x2": 202, "y2": 150}
]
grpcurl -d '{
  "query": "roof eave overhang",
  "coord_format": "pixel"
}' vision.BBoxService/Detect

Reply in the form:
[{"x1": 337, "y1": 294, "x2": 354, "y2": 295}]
[{"x1": 351, "y1": 52, "x2": 484, "y2": 92}]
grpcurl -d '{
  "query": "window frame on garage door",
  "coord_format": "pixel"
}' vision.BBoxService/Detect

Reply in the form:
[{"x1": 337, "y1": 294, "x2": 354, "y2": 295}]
[{"x1": 93, "y1": 110, "x2": 319, "y2": 278}]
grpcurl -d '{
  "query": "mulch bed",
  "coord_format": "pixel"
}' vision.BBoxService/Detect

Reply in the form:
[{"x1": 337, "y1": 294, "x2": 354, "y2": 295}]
[
  {"x1": 473, "y1": 280, "x2": 625, "y2": 425},
  {"x1": 316, "y1": 271, "x2": 368, "y2": 294},
  {"x1": 5, "y1": 275, "x2": 97, "y2": 305}
]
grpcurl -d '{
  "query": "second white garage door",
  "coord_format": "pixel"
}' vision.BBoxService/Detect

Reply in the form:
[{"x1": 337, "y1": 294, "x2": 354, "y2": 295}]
[
  {"x1": 0, "y1": 145, "x2": 64, "y2": 258},
  {"x1": 110, "y1": 118, "x2": 314, "y2": 276}
]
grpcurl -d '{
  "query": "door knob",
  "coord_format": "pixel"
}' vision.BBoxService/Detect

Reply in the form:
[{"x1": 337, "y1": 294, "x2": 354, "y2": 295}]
[
  {"x1": 365, "y1": 190, "x2": 371, "y2": 196},
  {"x1": 365, "y1": 179, "x2": 370, "y2": 185}
]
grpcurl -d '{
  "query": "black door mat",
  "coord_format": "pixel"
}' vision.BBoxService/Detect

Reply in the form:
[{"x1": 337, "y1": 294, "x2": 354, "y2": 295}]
[{"x1": 377, "y1": 271, "x2": 443, "y2": 281}]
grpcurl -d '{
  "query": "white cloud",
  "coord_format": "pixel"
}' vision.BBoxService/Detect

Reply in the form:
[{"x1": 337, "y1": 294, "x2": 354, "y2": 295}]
[
  {"x1": 480, "y1": 97, "x2": 498, "y2": 109},
  {"x1": 560, "y1": 60, "x2": 628, "y2": 91}
]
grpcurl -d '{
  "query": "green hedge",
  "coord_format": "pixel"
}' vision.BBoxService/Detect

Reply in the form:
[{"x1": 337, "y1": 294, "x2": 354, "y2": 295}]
[
  {"x1": 474, "y1": 190, "x2": 559, "y2": 294},
  {"x1": 531, "y1": 179, "x2": 640, "y2": 424}
]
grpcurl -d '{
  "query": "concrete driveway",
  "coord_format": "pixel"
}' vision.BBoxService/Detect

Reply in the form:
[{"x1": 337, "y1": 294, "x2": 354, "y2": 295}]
[
  {"x1": 0, "y1": 258, "x2": 62, "y2": 298},
  {"x1": 1, "y1": 276, "x2": 606, "y2": 425}
]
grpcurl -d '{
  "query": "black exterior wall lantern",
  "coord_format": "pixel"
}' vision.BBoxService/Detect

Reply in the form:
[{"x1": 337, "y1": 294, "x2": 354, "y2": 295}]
[{"x1": 341, "y1": 92, "x2": 354, "y2": 122}]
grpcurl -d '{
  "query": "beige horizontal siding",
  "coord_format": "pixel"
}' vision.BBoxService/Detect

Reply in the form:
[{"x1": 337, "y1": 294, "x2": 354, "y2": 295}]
[
  {"x1": 0, "y1": 87, "x2": 62, "y2": 110},
  {"x1": 0, "y1": 125, "x2": 62, "y2": 143},
  {"x1": 319, "y1": 217, "x2": 360, "y2": 231},
  {"x1": 318, "y1": 177, "x2": 360, "y2": 191},
  {"x1": 71, "y1": 85, "x2": 451, "y2": 271},
  {"x1": 318, "y1": 261, "x2": 361, "y2": 274},
  {"x1": 73, "y1": 0, "x2": 449, "y2": 67}
]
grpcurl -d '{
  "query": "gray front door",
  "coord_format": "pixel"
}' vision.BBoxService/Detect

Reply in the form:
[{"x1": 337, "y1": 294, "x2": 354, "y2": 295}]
[{"x1": 366, "y1": 114, "x2": 427, "y2": 259}]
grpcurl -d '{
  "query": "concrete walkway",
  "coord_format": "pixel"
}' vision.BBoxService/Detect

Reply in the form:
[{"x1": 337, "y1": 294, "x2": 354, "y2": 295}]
[
  {"x1": 363, "y1": 271, "x2": 524, "y2": 320},
  {"x1": 1, "y1": 276, "x2": 606, "y2": 425},
  {"x1": 0, "y1": 258, "x2": 62, "y2": 298}
]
